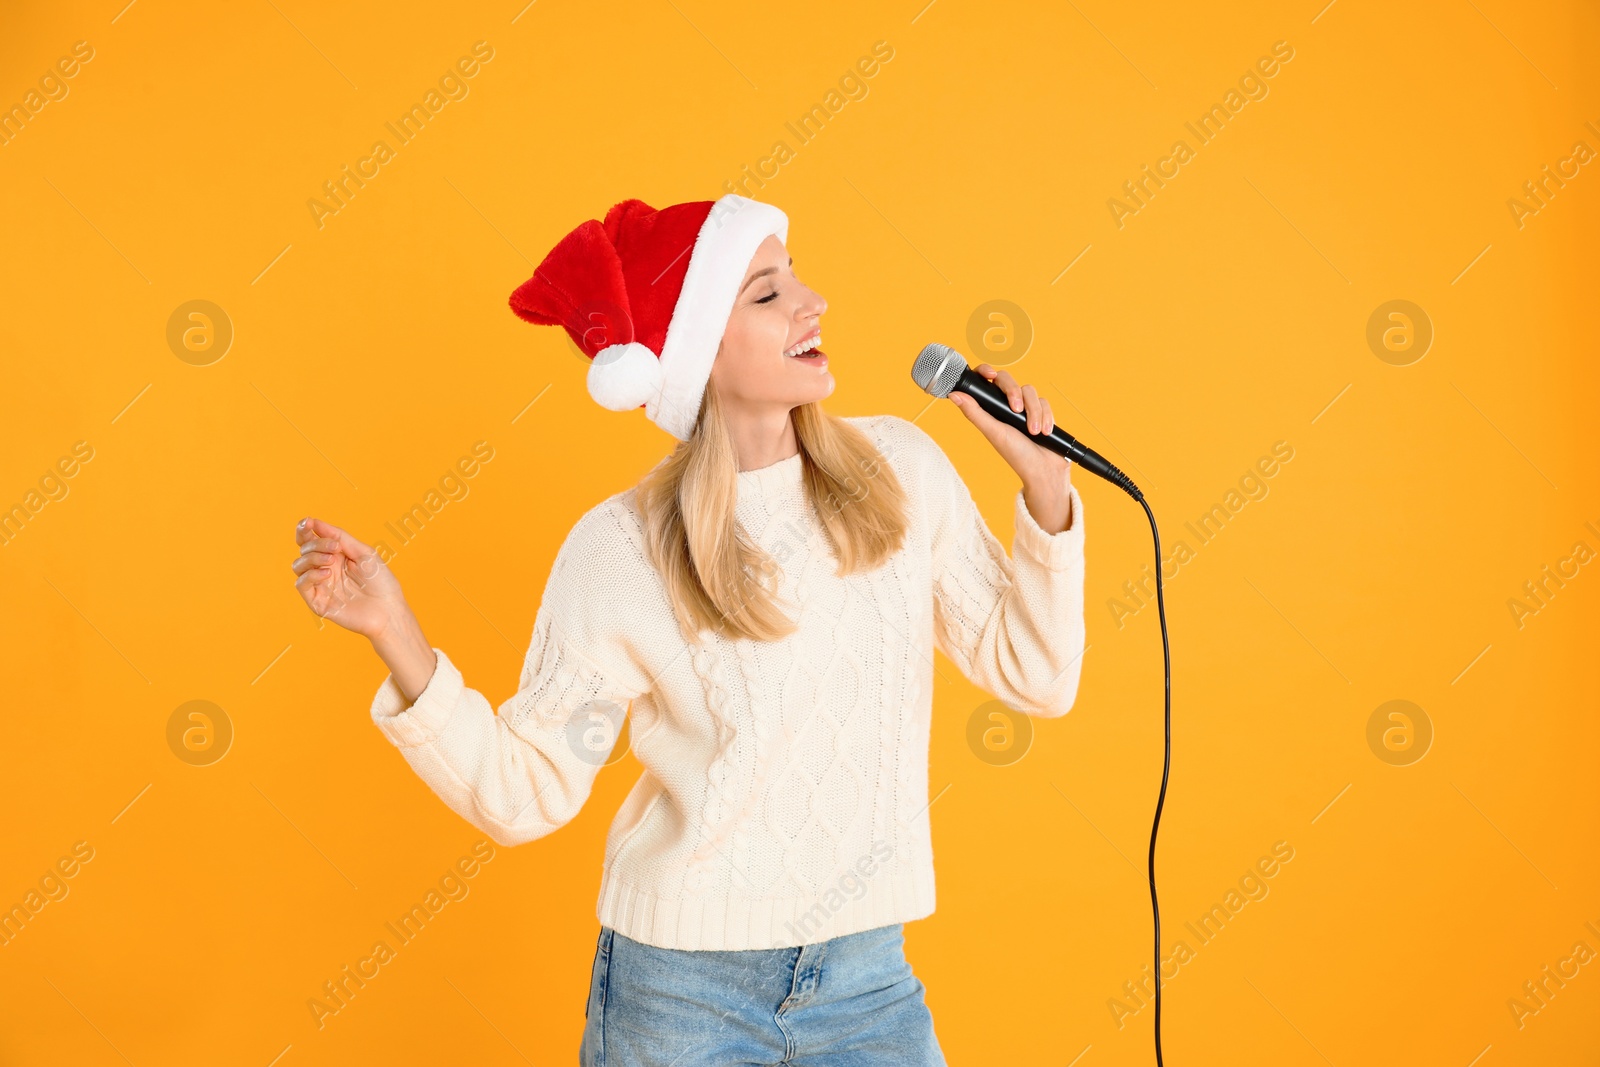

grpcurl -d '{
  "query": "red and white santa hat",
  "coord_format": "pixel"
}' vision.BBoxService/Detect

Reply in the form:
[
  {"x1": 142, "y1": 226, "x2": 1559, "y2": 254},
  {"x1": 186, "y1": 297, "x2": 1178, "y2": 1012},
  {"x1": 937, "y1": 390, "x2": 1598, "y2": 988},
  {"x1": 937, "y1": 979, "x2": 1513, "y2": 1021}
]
[{"x1": 508, "y1": 193, "x2": 789, "y2": 442}]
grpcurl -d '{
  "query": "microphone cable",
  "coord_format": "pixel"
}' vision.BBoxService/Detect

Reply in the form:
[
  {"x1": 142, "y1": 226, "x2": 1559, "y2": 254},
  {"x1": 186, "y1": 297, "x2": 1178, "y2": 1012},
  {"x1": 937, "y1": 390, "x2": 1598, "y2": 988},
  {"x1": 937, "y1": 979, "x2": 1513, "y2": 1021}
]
[
  {"x1": 1075, "y1": 462, "x2": 1171, "y2": 1062},
  {"x1": 1128, "y1": 483, "x2": 1171, "y2": 1066},
  {"x1": 1082, "y1": 465, "x2": 1171, "y2": 1065},
  {"x1": 1082, "y1": 456, "x2": 1171, "y2": 1064}
]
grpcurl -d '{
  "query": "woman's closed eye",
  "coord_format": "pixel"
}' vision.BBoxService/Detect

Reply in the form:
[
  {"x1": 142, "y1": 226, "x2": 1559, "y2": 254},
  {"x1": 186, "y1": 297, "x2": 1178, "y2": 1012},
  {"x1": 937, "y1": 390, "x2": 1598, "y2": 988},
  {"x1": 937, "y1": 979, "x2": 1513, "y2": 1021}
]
[{"x1": 755, "y1": 290, "x2": 778, "y2": 304}]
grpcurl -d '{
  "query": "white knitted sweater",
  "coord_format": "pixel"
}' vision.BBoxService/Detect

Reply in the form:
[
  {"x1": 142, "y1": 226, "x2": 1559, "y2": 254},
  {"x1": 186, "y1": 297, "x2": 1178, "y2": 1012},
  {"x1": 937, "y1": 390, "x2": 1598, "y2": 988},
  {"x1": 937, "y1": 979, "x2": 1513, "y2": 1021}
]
[{"x1": 370, "y1": 413, "x2": 1086, "y2": 951}]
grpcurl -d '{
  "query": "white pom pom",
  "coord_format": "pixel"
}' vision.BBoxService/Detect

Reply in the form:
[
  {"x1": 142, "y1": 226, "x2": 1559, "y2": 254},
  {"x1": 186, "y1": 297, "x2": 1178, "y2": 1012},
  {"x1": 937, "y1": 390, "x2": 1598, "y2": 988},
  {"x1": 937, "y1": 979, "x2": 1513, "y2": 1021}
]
[{"x1": 587, "y1": 342, "x2": 663, "y2": 412}]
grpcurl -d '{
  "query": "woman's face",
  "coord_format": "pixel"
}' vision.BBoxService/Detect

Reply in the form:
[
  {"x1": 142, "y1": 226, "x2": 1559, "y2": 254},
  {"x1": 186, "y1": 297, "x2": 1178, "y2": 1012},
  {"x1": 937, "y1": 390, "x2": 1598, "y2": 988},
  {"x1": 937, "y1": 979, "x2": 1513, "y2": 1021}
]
[{"x1": 708, "y1": 234, "x2": 833, "y2": 414}]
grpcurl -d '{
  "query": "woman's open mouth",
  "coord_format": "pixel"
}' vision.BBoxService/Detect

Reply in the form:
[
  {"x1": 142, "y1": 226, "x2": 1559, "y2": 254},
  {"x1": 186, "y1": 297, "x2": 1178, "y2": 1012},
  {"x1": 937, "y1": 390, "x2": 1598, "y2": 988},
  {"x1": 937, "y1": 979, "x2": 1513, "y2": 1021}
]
[{"x1": 784, "y1": 331, "x2": 827, "y2": 365}]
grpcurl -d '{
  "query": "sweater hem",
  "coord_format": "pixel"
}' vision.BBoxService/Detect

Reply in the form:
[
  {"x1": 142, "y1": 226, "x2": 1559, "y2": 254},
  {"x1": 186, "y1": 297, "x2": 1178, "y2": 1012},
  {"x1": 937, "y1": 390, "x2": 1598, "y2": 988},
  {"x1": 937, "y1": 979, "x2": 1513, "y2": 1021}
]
[{"x1": 595, "y1": 863, "x2": 937, "y2": 951}]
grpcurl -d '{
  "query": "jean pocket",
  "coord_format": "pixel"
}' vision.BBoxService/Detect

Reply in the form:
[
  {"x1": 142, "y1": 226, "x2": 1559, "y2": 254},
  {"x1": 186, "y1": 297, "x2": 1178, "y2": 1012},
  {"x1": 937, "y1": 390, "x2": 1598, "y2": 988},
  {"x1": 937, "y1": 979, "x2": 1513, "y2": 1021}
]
[
  {"x1": 581, "y1": 928, "x2": 614, "y2": 1066},
  {"x1": 586, "y1": 927, "x2": 614, "y2": 1020}
]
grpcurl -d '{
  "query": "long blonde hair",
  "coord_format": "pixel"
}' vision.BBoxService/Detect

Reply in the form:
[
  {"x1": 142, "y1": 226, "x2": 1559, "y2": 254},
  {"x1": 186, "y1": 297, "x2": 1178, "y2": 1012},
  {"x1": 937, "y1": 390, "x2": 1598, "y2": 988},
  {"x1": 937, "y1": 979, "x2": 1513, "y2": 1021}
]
[{"x1": 634, "y1": 386, "x2": 909, "y2": 643}]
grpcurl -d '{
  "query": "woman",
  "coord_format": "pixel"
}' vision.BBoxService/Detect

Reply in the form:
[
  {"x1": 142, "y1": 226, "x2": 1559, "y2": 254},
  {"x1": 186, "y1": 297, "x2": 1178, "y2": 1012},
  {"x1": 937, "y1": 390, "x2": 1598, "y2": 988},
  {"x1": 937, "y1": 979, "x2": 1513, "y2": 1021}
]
[{"x1": 291, "y1": 193, "x2": 1087, "y2": 1065}]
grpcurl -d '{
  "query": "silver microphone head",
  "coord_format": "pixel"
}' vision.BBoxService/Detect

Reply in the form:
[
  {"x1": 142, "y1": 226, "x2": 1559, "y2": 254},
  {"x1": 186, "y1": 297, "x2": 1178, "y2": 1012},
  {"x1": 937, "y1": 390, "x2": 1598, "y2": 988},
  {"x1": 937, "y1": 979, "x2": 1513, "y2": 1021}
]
[{"x1": 911, "y1": 342, "x2": 969, "y2": 398}]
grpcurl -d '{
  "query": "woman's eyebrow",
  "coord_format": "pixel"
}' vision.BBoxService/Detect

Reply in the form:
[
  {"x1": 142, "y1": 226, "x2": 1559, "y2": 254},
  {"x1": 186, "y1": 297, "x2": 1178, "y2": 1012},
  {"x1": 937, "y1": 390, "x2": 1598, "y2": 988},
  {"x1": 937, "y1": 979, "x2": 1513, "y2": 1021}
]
[{"x1": 738, "y1": 256, "x2": 794, "y2": 294}]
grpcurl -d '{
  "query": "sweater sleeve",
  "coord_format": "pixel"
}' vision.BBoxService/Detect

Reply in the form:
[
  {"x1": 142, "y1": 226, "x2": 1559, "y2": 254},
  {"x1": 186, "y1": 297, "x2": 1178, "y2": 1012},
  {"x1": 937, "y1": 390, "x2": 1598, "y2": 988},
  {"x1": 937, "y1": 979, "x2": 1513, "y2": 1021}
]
[
  {"x1": 922, "y1": 429, "x2": 1088, "y2": 717},
  {"x1": 368, "y1": 510, "x2": 651, "y2": 847}
]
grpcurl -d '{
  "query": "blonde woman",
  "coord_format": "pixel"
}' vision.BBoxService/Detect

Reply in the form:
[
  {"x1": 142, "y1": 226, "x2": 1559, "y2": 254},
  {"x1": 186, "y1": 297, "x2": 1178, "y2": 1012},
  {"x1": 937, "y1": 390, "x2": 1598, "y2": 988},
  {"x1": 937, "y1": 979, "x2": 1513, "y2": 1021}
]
[{"x1": 292, "y1": 194, "x2": 1086, "y2": 1066}]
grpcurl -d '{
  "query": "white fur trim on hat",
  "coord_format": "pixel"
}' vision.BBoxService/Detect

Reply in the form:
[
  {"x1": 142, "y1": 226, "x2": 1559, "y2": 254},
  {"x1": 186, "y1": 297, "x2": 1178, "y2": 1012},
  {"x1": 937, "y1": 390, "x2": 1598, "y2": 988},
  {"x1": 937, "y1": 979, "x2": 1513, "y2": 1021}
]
[
  {"x1": 647, "y1": 194, "x2": 789, "y2": 441},
  {"x1": 588, "y1": 342, "x2": 664, "y2": 412}
]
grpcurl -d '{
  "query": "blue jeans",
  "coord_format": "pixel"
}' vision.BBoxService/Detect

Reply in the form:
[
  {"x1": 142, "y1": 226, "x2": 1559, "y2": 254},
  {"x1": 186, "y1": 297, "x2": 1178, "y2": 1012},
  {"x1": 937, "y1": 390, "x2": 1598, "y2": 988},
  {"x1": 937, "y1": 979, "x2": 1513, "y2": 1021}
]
[{"x1": 580, "y1": 922, "x2": 946, "y2": 1066}]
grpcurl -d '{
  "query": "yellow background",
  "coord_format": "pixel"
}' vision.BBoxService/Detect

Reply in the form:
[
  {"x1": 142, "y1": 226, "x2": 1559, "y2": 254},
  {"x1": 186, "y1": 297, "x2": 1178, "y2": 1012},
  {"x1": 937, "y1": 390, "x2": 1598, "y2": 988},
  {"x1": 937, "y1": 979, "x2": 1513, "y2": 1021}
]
[{"x1": 2, "y1": 0, "x2": 1596, "y2": 1063}]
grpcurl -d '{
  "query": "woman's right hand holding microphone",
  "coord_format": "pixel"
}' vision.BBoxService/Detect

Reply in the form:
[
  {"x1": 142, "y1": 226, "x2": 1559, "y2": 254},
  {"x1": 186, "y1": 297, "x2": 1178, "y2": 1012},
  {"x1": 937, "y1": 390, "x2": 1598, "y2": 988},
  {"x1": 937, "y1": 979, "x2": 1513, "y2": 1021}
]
[{"x1": 292, "y1": 516, "x2": 439, "y2": 704}]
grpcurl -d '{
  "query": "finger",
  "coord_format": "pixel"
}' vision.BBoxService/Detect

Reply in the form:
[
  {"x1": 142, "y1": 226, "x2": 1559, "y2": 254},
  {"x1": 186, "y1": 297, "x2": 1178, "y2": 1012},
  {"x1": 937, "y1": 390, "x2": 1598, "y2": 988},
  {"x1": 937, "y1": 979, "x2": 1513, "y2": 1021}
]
[
  {"x1": 951, "y1": 391, "x2": 987, "y2": 430},
  {"x1": 331, "y1": 524, "x2": 377, "y2": 562},
  {"x1": 329, "y1": 525, "x2": 389, "y2": 584},
  {"x1": 1021, "y1": 384, "x2": 1040, "y2": 433},
  {"x1": 295, "y1": 565, "x2": 332, "y2": 594},
  {"x1": 292, "y1": 550, "x2": 337, "y2": 575},
  {"x1": 1040, "y1": 397, "x2": 1054, "y2": 436},
  {"x1": 303, "y1": 516, "x2": 342, "y2": 548},
  {"x1": 297, "y1": 536, "x2": 341, "y2": 559},
  {"x1": 953, "y1": 389, "x2": 1012, "y2": 451},
  {"x1": 309, "y1": 518, "x2": 377, "y2": 563},
  {"x1": 994, "y1": 369, "x2": 1023, "y2": 413}
]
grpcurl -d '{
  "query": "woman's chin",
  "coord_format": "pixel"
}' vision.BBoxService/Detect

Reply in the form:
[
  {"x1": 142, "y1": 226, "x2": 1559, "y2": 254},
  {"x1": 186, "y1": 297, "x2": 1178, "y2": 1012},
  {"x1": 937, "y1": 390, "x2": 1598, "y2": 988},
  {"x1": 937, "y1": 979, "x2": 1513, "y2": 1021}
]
[
  {"x1": 781, "y1": 353, "x2": 834, "y2": 397},
  {"x1": 803, "y1": 368, "x2": 835, "y2": 401},
  {"x1": 780, "y1": 378, "x2": 834, "y2": 408}
]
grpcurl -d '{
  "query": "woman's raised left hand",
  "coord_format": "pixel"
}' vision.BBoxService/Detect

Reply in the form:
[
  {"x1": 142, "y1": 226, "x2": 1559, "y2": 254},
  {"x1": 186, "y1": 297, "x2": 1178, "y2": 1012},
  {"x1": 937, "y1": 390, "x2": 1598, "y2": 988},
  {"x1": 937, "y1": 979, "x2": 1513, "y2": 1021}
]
[{"x1": 948, "y1": 363, "x2": 1075, "y2": 533}]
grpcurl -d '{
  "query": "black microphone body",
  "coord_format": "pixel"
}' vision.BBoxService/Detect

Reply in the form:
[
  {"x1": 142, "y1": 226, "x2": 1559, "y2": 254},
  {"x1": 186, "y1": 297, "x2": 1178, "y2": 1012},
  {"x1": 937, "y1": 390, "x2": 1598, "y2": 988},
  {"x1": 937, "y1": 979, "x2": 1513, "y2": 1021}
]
[{"x1": 910, "y1": 342, "x2": 1143, "y2": 500}]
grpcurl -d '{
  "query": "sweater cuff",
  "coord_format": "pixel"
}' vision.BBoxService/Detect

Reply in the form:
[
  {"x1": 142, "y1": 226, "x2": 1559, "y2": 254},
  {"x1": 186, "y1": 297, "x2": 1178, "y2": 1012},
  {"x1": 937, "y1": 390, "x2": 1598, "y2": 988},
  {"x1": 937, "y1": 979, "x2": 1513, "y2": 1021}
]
[
  {"x1": 370, "y1": 647, "x2": 462, "y2": 749},
  {"x1": 1012, "y1": 483, "x2": 1085, "y2": 572}
]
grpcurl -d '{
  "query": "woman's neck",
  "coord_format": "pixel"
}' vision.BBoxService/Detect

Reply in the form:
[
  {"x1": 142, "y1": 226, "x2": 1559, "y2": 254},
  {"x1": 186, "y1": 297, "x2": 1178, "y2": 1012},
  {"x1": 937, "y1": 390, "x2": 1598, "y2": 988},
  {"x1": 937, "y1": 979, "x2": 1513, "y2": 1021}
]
[{"x1": 725, "y1": 408, "x2": 800, "y2": 472}]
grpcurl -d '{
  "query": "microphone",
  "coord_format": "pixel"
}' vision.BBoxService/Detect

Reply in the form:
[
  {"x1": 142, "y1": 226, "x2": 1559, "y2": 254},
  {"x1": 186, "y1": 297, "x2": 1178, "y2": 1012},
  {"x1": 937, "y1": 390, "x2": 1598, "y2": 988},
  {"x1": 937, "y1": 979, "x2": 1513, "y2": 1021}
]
[{"x1": 910, "y1": 342, "x2": 1143, "y2": 500}]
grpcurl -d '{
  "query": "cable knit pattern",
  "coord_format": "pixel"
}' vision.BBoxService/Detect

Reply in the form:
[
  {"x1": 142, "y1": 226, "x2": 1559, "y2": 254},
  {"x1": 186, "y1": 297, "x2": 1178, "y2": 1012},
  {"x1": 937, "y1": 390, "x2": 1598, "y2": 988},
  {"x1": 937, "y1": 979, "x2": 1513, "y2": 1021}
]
[
  {"x1": 685, "y1": 638, "x2": 732, "y2": 889},
  {"x1": 727, "y1": 636, "x2": 767, "y2": 864},
  {"x1": 368, "y1": 413, "x2": 1087, "y2": 950}
]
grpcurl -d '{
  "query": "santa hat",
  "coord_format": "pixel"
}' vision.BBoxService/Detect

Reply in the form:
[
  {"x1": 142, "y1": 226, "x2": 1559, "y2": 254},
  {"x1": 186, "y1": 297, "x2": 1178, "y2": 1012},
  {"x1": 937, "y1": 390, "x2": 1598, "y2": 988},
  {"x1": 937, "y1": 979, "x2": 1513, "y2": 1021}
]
[{"x1": 509, "y1": 193, "x2": 789, "y2": 442}]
